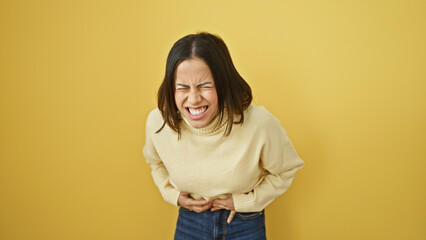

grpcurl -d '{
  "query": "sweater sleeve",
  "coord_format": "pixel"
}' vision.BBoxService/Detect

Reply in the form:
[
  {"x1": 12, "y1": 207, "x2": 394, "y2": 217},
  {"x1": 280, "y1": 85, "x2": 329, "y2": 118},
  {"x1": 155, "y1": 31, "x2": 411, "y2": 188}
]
[
  {"x1": 232, "y1": 114, "x2": 304, "y2": 212},
  {"x1": 143, "y1": 112, "x2": 180, "y2": 206}
]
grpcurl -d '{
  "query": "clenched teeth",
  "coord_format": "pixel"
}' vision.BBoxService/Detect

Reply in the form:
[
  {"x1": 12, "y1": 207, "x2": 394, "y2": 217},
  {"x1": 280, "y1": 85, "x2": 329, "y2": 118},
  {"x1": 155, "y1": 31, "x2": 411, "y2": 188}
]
[{"x1": 187, "y1": 106, "x2": 207, "y2": 116}]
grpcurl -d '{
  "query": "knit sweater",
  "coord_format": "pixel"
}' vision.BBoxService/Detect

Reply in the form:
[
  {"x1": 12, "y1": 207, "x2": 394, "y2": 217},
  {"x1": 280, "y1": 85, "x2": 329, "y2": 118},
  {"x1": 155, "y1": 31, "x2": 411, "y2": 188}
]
[{"x1": 143, "y1": 105, "x2": 304, "y2": 212}]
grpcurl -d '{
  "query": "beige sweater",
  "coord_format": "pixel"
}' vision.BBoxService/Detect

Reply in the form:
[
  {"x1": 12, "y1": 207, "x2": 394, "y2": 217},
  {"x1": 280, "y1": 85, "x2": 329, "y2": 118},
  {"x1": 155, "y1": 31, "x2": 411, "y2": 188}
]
[{"x1": 143, "y1": 105, "x2": 304, "y2": 212}]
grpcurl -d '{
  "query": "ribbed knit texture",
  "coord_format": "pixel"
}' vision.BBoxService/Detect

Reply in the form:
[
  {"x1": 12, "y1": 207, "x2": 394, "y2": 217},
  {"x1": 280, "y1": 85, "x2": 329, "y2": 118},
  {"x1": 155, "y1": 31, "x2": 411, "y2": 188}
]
[
  {"x1": 180, "y1": 111, "x2": 227, "y2": 136},
  {"x1": 143, "y1": 105, "x2": 304, "y2": 212}
]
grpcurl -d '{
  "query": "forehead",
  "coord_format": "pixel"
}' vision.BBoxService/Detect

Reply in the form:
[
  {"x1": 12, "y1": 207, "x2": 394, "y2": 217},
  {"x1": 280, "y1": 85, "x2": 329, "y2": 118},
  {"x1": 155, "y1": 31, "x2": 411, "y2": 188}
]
[{"x1": 175, "y1": 58, "x2": 213, "y2": 83}]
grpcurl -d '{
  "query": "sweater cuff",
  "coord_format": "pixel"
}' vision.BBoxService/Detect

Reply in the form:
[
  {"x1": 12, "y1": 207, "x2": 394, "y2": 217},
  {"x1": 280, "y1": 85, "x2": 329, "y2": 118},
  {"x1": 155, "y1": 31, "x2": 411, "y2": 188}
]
[
  {"x1": 232, "y1": 192, "x2": 256, "y2": 212},
  {"x1": 164, "y1": 188, "x2": 181, "y2": 207}
]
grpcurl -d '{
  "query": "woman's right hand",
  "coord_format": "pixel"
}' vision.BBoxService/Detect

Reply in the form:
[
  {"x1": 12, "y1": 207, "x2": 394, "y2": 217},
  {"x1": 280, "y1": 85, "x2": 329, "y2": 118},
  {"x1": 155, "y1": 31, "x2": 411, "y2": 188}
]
[{"x1": 178, "y1": 192, "x2": 213, "y2": 213}]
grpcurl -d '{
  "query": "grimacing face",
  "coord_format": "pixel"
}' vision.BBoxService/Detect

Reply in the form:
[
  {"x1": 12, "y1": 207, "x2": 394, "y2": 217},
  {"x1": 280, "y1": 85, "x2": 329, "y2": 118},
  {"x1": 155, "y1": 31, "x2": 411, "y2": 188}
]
[{"x1": 174, "y1": 57, "x2": 218, "y2": 128}]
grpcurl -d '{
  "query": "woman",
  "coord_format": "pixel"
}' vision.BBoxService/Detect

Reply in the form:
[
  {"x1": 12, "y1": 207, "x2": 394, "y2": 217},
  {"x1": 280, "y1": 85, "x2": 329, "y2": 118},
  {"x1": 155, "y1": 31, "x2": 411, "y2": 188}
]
[{"x1": 143, "y1": 32, "x2": 304, "y2": 240}]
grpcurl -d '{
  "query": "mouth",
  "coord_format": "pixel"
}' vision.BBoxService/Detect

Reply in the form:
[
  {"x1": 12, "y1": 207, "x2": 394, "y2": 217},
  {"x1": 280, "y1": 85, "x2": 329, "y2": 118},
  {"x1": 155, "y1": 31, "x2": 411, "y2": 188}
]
[{"x1": 186, "y1": 106, "x2": 208, "y2": 119}]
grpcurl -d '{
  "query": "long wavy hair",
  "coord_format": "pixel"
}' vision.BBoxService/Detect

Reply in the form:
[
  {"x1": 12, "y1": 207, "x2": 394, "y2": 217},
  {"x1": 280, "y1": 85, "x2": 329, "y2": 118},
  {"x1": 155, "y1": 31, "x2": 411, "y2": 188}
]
[{"x1": 156, "y1": 32, "x2": 252, "y2": 137}]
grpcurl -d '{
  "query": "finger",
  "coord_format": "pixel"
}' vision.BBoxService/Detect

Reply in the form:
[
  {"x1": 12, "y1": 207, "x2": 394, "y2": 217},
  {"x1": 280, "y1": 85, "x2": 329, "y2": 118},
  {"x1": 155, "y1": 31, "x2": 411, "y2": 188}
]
[
  {"x1": 227, "y1": 210, "x2": 236, "y2": 224},
  {"x1": 210, "y1": 207, "x2": 219, "y2": 212},
  {"x1": 212, "y1": 201, "x2": 225, "y2": 207},
  {"x1": 193, "y1": 205, "x2": 210, "y2": 213},
  {"x1": 201, "y1": 202, "x2": 213, "y2": 210},
  {"x1": 192, "y1": 202, "x2": 213, "y2": 213},
  {"x1": 214, "y1": 199, "x2": 234, "y2": 210},
  {"x1": 187, "y1": 198, "x2": 211, "y2": 206},
  {"x1": 212, "y1": 199, "x2": 231, "y2": 207},
  {"x1": 212, "y1": 203, "x2": 230, "y2": 210}
]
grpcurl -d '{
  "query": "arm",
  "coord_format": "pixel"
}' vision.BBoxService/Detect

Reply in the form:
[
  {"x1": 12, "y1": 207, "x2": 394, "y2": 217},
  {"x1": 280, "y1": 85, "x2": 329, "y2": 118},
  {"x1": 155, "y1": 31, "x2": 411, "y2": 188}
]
[
  {"x1": 143, "y1": 116, "x2": 181, "y2": 206},
  {"x1": 232, "y1": 117, "x2": 304, "y2": 212}
]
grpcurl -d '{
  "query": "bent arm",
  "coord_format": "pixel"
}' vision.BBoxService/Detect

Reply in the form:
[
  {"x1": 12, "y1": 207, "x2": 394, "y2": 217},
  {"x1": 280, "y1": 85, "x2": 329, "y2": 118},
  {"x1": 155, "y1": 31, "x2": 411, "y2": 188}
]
[
  {"x1": 143, "y1": 123, "x2": 180, "y2": 206},
  {"x1": 233, "y1": 119, "x2": 304, "y2": 212}
]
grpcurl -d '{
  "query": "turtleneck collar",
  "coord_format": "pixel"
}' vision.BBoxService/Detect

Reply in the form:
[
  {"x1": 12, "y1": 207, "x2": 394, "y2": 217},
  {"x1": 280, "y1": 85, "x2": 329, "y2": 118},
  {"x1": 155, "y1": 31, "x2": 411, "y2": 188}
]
[{"x1": 180, "y1": 111, "x2": 228, "y2": 136}]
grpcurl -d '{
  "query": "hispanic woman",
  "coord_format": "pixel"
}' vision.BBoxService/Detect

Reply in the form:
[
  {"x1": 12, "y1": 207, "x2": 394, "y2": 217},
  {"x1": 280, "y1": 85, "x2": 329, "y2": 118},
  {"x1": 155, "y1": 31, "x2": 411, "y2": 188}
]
[{"x1": 143, "y1": 32, "x2": 304, "y2": 240}]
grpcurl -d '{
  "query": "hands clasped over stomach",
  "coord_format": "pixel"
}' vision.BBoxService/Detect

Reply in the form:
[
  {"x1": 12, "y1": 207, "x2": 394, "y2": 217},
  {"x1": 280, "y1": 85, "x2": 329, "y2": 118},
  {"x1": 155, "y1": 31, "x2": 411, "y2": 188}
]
[{"x1": 178, "y1": 192, "x2": 237, "y2": 223}]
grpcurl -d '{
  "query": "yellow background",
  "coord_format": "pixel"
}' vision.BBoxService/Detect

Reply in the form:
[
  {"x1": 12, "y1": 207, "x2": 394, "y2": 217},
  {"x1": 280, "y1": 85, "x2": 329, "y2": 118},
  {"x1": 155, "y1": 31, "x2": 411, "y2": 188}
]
[{"x1": 1, "y1": 0, "x2": 425, "y2": 239}]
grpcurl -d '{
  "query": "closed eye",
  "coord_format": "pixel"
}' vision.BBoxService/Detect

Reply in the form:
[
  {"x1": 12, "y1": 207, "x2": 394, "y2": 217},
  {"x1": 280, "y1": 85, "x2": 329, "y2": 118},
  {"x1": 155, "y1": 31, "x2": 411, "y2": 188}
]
[
  {"x1": 176, "y1": 84, "x2": 190, "y2": 90},
  {"x1": 198, "y1": 82, "x2": 214, "y2": 88}
]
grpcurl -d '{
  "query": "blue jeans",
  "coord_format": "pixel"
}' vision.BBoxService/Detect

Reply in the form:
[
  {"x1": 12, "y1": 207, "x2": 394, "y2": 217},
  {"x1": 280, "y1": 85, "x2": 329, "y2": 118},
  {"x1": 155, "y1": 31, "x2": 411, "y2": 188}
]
[{"x1": 174, "y1": 207, "x2": 266, "y2": 240}]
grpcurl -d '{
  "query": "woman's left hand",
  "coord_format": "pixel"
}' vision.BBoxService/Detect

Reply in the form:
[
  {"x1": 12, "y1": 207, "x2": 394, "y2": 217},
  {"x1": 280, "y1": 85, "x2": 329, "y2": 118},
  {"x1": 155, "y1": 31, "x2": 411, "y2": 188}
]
[{"x1": 211, "y1": 193, "x2": 236, "y2": 224}]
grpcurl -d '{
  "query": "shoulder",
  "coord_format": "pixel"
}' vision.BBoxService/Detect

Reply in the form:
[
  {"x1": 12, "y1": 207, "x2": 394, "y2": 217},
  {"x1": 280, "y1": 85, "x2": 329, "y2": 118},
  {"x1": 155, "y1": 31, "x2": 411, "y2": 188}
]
[
  {"x1": 246, "y1": 105, "x2": 281, "y2": 126},
  {"x1": 145, "y1": 108, "x2": 164, "y2": 130},
  {"x1": 244, "y1": 105, "x2": 288, "y2": 137},
  {"x1": 147, "y1": 108, "x2": 162, "y2": 120}
]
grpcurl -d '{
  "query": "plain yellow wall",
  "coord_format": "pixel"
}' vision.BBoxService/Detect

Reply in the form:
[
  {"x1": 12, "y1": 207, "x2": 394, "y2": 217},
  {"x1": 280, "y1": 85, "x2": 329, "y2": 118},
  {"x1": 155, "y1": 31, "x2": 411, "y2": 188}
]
[{"x1": 1, "y1": 0, "x2": 425, "y2": 239}]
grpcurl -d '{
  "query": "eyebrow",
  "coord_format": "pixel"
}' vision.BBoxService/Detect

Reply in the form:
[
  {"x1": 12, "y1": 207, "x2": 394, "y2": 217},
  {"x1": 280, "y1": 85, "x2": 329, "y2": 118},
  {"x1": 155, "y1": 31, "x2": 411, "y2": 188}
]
[
  {"x1": 197, "y1": 82, "x2": 213, "y2": 87},
  {"x1": 175, "y1": 82, "x2": 213, "y2": 87}
]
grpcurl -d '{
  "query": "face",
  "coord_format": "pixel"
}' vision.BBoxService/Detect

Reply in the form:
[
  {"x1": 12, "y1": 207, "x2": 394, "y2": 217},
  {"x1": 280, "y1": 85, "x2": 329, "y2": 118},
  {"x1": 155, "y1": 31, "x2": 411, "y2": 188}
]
[{"x1": 174, "y1": 57, "x2": 218, "y2": 128}]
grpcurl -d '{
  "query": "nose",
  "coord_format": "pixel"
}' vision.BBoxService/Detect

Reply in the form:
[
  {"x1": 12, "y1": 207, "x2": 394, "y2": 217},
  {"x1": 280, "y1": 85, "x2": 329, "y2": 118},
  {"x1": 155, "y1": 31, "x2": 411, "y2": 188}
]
[{"x1": 188, "y1": 89, "x2": 202, "y2": 105}]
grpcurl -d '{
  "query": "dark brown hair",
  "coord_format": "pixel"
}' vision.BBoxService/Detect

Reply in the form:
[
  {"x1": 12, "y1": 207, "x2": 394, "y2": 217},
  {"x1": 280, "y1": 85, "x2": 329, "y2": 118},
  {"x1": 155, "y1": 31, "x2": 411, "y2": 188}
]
[{"x1": 157, "y1": 32, "x2": 252, "y2": 136}]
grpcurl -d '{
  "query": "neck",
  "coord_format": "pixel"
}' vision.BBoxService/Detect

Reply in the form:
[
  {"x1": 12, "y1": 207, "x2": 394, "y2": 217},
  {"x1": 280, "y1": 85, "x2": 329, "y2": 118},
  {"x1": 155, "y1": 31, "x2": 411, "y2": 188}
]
[{"x1": 181, "y1": 112, "x2": 227, "y2": 136}]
